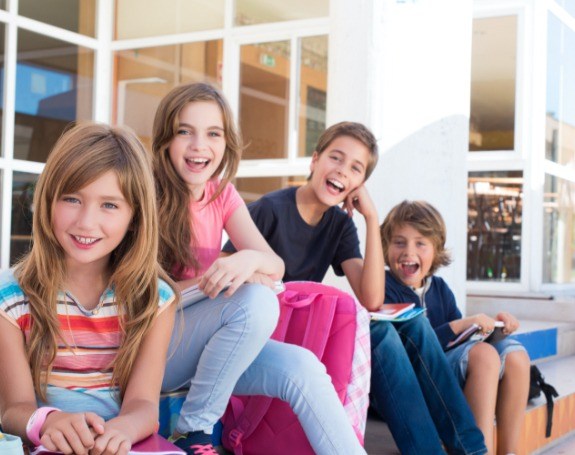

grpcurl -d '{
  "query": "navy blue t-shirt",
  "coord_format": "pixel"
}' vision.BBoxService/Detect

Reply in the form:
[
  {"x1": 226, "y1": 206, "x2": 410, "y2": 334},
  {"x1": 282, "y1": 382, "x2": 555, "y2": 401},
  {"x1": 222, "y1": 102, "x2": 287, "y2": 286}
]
[{"x1": 222, "y1": 187, "x2": 362, "y2": 282}]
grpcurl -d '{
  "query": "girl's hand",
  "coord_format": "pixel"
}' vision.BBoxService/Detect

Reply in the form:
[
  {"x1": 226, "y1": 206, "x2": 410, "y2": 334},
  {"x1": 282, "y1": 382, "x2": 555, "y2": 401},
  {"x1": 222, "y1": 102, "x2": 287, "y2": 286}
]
[
  {"x1": 245, "y1": 272, "x2": 276, "y2": 290},
  {"x1": 200, "y1": 250, "x2": 259, "y2": 298},
  {"x1": 496, "y1": 312, "x2": 519, "y2": 334},
  {"x1": 343, "y1": 186, "x2": 377, "y2": 220},
  {"x1": 91, "y1": 425, "x2": 132, "y2": 455},
  {"x1": 40, "y1": 411, "x2": 105, "y2": 455},
  {"x1": 471, "y1": 313, "x2": 497, "y2": 335}
]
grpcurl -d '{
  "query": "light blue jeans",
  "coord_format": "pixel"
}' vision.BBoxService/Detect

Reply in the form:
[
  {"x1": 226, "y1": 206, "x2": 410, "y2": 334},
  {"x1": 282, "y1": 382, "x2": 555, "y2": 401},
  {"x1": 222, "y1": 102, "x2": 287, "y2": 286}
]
[{"x1": 162, "y1": 283, "x2": 364, "y2": 455}]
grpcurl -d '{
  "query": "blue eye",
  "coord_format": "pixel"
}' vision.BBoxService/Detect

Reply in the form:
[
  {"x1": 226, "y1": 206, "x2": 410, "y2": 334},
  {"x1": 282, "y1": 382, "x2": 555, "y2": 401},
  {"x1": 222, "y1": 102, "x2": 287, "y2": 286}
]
[
  {"x1": 102, "y1": 202, "x2": 118, "y2": 209},
  {"x1": 177, "y1": 129, "x2": 191, "y2": 136},
  {"x1": 62, "y1": 196, "x2": 80, "y2": 204},
  {"x1": 208, "y1": 131, "x2": 222, "y2": 137}
]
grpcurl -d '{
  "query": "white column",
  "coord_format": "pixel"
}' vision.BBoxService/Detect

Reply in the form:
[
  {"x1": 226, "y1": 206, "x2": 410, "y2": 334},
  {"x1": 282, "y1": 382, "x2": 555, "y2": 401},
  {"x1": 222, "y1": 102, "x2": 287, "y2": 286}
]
[{"x1": 325, "y1": 0, "x2": 473, "y2": 313}]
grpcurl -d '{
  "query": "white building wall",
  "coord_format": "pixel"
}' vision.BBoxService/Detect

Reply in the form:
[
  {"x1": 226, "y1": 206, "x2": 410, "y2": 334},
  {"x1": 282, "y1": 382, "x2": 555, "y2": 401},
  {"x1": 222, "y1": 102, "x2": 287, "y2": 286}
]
[{"x1": 324, "y1": 0, "x2": 474, "y2": 313}]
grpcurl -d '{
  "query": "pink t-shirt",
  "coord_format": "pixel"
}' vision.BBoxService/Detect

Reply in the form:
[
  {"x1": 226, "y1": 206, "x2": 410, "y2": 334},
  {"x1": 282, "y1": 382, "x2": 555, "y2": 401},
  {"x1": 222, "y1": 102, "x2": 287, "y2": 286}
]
[{"x1": 178, "y1": 179, "x2": 244, "y2": 280}]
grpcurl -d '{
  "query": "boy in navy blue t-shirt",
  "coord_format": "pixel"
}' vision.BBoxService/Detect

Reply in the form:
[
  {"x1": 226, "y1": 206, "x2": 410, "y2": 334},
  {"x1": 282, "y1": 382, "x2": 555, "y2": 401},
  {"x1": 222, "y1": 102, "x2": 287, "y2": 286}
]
[{"x1": 224, "y1": 122, "x2": 486, "y2": 455}]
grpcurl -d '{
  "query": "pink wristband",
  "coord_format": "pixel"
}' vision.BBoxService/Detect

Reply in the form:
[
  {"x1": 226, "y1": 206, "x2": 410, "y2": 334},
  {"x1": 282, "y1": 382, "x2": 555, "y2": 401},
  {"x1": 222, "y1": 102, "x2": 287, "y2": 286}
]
[{"x1": 26, "y1": 407, "x2": 60, "y2": 446}]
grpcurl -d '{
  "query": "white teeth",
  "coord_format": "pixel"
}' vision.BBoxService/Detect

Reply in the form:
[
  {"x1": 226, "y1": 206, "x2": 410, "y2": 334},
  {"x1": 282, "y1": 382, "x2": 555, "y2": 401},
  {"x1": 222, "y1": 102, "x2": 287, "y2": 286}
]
[
  {"x1": 74, "y1": 235, "x2": 98, "y2": 245},
  {"x1": 187, "y1": 157, "x2": 209, "y2": 164},
  {"x1": 327, "y1": 179, "x2": 344, "y2": 190}
]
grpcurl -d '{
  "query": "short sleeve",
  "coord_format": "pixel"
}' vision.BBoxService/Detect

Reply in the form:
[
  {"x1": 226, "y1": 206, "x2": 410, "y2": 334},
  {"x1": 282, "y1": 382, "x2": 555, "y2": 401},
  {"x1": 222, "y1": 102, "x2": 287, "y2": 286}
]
[
  {"x1": 0, "y1": 269, "x2": 29, "y2": 329},
  {"x1": 157, "y1": 279, "x2": 176, "y2": 315},
  {"x1": 221, "y1": 182, "x2": 245, "y2": 225},
  {"x1": 332, "y1": 216, "x2": 362, "y2": 276}
]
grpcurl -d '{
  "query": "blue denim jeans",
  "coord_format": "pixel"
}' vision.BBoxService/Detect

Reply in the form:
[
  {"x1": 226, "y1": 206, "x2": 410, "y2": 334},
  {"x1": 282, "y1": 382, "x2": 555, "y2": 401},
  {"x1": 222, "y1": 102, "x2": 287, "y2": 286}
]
[
  {"x1": 162, "y1": 283, "x2": 364, "y2": 455},
  {"x1": 370, "y1": 315, "x2": 486, "y2": 455}
]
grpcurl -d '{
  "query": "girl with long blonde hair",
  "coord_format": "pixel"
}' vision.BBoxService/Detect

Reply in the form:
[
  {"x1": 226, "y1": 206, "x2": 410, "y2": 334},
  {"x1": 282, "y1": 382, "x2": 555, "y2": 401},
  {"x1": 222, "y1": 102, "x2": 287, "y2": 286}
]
[
  {"x1": 155, "y1": 82, "x2": 365, "y2": 455},
  {"x1": 0, "y1": 123, "x2": 177, "y2": 454}
]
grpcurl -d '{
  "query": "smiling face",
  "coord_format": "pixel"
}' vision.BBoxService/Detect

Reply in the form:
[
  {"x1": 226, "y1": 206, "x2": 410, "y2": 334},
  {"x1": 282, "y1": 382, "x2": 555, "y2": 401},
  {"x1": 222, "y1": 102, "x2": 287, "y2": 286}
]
[
  {"x1": 168, "y1": 100, "x2": 226, "y2": 200},
  {"x1": 309, "y1": 135, "x2": 369, "y2": 207},
  {"x1": 387, "y1": 224, "x2": 436, "y2": 288},
  {"x1": 52, "y1": 170, "x2": 133, "y2": 272}
]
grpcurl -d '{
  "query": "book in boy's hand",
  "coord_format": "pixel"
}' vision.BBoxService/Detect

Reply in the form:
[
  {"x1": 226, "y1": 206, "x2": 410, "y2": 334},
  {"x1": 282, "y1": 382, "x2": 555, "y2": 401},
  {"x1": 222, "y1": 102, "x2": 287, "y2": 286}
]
[
  {"x1": 369, "y1": 303, "x2": 415, "y2": 321},
  {"x1": 30, "y1": 433, "x2": 185, "y2": 455},
  {"x1": 445, "y1": 320, "x2": 507, "y2": 351}
]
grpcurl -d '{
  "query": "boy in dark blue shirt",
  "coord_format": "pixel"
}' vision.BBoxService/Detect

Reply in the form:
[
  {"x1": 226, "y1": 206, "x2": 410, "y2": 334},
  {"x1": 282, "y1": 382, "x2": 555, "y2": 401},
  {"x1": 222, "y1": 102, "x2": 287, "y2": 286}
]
[{"x1": 224, "y1": 122, "x2": 486, "y2": 455}]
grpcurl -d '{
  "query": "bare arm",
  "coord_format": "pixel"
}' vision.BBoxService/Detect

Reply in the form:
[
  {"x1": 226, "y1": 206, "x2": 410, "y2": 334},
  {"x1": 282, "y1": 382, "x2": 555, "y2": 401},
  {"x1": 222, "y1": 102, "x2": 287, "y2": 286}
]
[
  {"x1": 341, "y1": 186, "x2": 385, "y2": 311},
  {"x1": 91, "y1": 299, "x2": 177, "y2": 454},
  {"x1": 200, "y1": 204, "x2": 284, "y2": 297}
]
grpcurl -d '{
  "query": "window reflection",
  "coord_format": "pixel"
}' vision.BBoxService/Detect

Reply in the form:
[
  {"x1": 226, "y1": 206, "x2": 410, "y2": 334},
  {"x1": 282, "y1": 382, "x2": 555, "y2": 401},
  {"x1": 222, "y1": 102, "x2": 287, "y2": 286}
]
[
  {"x1": 234, "y1": 175, "x2": 307, "y2": 204},
  {"x1": 114, "y1": 40, "x2": 223, "y2": 148},
  {"x1": 18, "y1": 0, "x2": 96, "y2": 36},
  {"x1": 543, "y1": 174, "x2": 575, "y2": 283},
  {"x1": 546, "y1": 13, "x2": 575, "y2": 166},
  {"x1": 469, "y1": 16, "x2": 517, "y2": 151},
  {"x1": 299, "y1": 36, "x2": 328, "y2": 157},
  {"x1": 467, "y1": 171, "x2": 523, "y2": 281},
  {"x1": 235, "y1": 0, "x2": 328, "y2": 26},
  {"x1": 15, "y1": 29, "x2": 93, "y2": 162},
  {"x1": 11, "y1": 172, "x2": 37, "y2": 265},
  {"x1": 115, "y1": 0, "x2": 224, "y2": 39},
  {"x1": 240, "y1": 41, "x2": 290, "y2": 160}
]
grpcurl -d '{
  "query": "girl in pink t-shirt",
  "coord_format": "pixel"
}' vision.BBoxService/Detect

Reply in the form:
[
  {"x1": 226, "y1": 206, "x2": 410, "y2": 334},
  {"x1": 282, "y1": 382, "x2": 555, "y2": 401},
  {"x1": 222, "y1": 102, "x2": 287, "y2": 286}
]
[{"x1": 155, "y1": 83, "x2": 365, "y2": 455}]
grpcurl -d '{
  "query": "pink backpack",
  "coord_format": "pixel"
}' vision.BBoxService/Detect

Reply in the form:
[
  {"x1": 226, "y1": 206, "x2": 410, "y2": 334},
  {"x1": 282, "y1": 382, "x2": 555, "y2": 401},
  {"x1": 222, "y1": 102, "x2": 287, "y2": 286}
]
[{"x1": 221, "y1": 281, "x2": 371, "y2": 455}]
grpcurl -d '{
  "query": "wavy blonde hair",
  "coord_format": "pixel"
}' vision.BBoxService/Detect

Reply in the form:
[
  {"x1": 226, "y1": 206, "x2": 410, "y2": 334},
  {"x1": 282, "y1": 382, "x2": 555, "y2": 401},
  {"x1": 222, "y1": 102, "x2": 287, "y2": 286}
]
[
  {"x1": 152, "y1": 82, "x2": 242, "y2": 277},
  {"x1": 15, "y1": 122, "x2": 176, "y2": 401},
  {"x1": 380, "y1": 200, "x2": 452, "y2": 277}
]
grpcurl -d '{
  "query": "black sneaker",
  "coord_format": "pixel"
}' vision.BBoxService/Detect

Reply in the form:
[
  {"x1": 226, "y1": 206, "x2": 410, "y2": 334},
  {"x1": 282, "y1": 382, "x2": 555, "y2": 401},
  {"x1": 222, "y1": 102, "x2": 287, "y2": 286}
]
[{"x1": 170, "y1": 431, "x2": 218, "y2": 455}]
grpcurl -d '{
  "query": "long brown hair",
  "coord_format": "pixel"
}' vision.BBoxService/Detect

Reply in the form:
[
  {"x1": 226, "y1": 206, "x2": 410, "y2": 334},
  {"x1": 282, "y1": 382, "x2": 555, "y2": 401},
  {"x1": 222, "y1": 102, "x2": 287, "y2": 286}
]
[
  {"x1": 152, "y1": 82, "x2": 242, "y2": 277},
  {"x1": 15, "y1": 122, "x2": 176, "y2": 401}
]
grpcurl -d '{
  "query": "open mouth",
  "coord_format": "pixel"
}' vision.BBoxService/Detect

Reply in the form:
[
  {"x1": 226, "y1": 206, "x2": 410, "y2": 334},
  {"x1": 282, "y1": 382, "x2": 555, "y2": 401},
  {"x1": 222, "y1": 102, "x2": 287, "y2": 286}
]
[
  {"x1": 185, "y1": 157, "x2": 210, "y2": 170},
  {"x1": 326, "y1": 178, "x2": 345, "y2": 193},
  {"x1": 72, "y1": 235, "x2": 100, "y2": 245},
  {"x1": 400, "y1": 262, "x2": 420, "y2": 275}
]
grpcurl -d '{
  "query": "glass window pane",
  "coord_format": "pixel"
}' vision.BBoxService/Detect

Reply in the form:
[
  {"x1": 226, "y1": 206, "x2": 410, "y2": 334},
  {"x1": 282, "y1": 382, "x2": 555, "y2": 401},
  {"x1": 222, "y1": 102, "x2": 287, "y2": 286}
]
[
  {"x1": 469, "y1": 16, "x2": 517, "y2": 151},
  {"x1": 543, "y1": 174, "x2": 575, "y2": 283},
  {"x1": 546, "y1": 13, "x2": 575, "y2": 166},
  {"x1": 0, "y1": 23, "x2": 5, "y2": 155},
  {"x1": 235, "y1": 175, "x2": 307, "y2": 204},
  {"x1": 15, "y1": 29, "x2": 94, "y2": 163},
  {"x1": 11, "y1": 172, "x2": 38, "y2": 265},
  {"x1": 555, "y1": 0, "x2": 575, "y2": 18},
  {"x1": 240, "y1": 41, "x2": 290, "y2": 160},
  {"x1": 467, "y1": 171, "x2": 523, "y2": 282},
  {"x1": 115, "y1": 40, "x2": 223, "y2": 149},
  {"x1": 298, "y1": 35, "x2": 328, "y2": 157},
  {"x1": 18, "y1": 0, "x2": 96, "y2": 37},
  {"x1": 235, "y1": 0, "x2": 328, "y2": 26},
  {"x1": 115, "y1": 0, "x2": 225, "y2": 40}
]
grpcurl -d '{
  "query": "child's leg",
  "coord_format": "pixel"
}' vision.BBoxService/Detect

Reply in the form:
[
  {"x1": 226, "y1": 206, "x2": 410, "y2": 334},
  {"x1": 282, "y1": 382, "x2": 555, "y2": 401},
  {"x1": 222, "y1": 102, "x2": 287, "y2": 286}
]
[
  {"x1": 494, "y1": 348, "x2": 530, "y2": 455},
  {"x1": 462, "y1": 342, "x2": 501, "y2": 454},
  {"x1": 396, "y1": 316, "x2": 487, "y2": 455},
  {"x1": 162, "y1": 283, "x2": 279, "y2": 435},
  {"x1": 370, "y1": 320, "x2": 445, "y2": 455},
  {"x1": 233, "y1": 340, "x2": 366, "y2": 455}
]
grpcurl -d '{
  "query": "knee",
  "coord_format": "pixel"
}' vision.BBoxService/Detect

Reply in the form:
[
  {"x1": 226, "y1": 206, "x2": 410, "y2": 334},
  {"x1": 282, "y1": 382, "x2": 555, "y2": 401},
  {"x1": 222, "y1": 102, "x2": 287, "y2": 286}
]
[
  {"x1": 371, "y1": 322, "x2": 401, "y2": 351},
  {"x1": 229, "y1": 284, "x2": 280, "y2": 336},
  {"x1": 468, "y1": 342, "x2": 501, "y2": 377},
  {"x1": 278, "y1": 346, "x2": 329, "y2": 394},
  {"x1": 504, "y1": 350, "x2": 531, "y2": 380}
]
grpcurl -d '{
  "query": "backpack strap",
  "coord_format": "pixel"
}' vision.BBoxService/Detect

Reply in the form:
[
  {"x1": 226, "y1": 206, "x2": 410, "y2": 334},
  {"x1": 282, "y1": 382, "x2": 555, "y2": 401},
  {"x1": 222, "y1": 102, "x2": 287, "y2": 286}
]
[
  {"x1": 224, "y1": 290, "x2": 338, "y2": 454},
  {"x1": 531, "y1": 365, "x2": 559, "y2": 438}
]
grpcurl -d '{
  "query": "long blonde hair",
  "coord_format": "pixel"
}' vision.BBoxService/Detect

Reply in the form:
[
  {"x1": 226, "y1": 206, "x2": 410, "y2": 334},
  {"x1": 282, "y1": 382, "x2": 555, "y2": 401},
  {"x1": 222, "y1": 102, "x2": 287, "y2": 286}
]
[
  {"x1": 152, "y1": 82, "x2": 242, "y2": 277},
  {"x1": 15, "y1": 122, "x2": 176, "y2": 401}
]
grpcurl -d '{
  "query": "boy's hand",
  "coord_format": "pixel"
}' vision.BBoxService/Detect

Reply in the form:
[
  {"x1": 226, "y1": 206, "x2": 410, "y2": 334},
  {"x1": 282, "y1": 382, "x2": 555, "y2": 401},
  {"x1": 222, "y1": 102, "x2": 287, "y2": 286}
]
[
  {"x1": 344, "y1": 185, "x2": 377, "y2": 220},
  {"x1": 40, "y1": 411, "x2": 105, "y2": 455},
  {"x1": 470, "y1": 313, "x2": 497, "y2": 335},
  {"x1": 496, "y1": 312, "x2": 519, "y2": 334}
]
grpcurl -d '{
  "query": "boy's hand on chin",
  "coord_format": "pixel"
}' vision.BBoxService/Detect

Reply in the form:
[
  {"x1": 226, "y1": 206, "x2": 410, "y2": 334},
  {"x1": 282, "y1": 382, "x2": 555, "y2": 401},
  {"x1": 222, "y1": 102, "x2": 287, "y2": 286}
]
[{"x1": 344, "y1": 186, "x2": 377, "y2": 219}]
